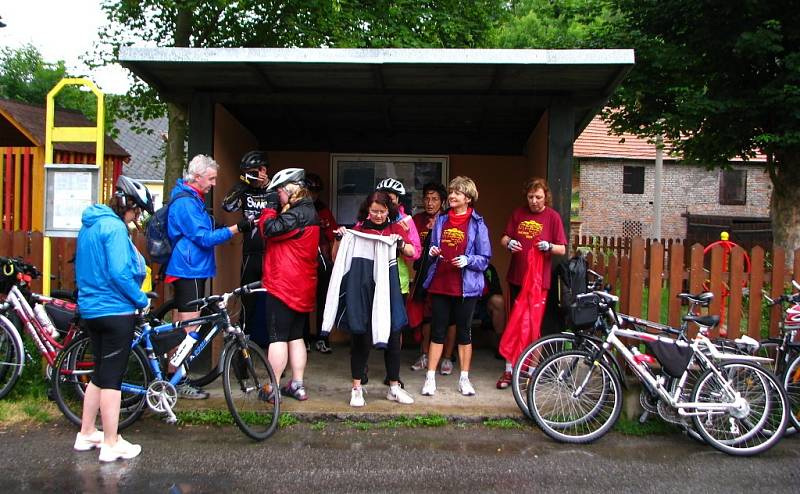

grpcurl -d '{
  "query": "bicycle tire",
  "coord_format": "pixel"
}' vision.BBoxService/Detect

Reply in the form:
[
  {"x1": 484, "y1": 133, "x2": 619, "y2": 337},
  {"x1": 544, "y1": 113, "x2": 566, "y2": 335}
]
[
  {"x1": 51, "y1": 335, "x2": 149, "y2": 430},
  {"x1": 527, "y1": 350, "x2": 621, "y2": 444},
  {"x1": 151, "y1": 298, "x2": 222, "y2": 388},
  {"x1": 691, "y1": 361, "x2": 788, "y2": 456},
  {"x1": 0, "y1": 318, "x2": 24, "y2": 399},
  {"x1": 781, "y1": 353, "x2": 800, "y2": 431},
  {"x1": 223, "y1": 339, "x2": 280, "y2": 441}
]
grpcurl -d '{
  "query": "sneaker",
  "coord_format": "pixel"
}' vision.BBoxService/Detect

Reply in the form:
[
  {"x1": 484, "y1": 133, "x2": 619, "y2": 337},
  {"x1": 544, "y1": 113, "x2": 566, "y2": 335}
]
[
  {"x1": 350, "y1": 387, "x2": 366, "y2": 407},
  {"x1": 98, "y1": 436, "x2": 141, "y2": 462},
  {"x1": 258, "y1": 385, "x2": 280, "y2": 404},
  {"x1": 439, "y1": 358, "x2": 454, "y2": 376},
  {"x1": 280, "y1": 382, "x2": 309, "y2": 401},
  {"x1": 410, "y1": 354, "x2": 428, "y2": 371},
  {"x1": 382, "y1": 376, "x2": 405, "y2": 388},
  {"x1": 177, "y1": 382, "x2": 209, "y2": 400},
  {"x1": 421, "y1": 377, "x2": 436, "y2": 396},
  {"x1": 459, "y1": 378, "x2": 476, "y2": 396},
  {"x1": 496, "y1": 371, "x2": 512, "y2": 390},
  {"x1": 74, "y1": 430, "x2": 104, "y2": 451},
  {"x1": 387, "y1": 386, "x2": 415, "y2": 404},
  {"x1": 315, "y1": 340, "x2": 332, "y2": 354}
]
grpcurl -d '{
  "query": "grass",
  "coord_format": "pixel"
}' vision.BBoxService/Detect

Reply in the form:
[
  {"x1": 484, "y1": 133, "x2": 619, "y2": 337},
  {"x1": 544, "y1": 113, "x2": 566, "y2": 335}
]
[
  {"x1": 175, "y1": 409, "x2": 298, "y2": 428},
  {"x1": 483, "y1": 418, "x2": 524, "y2": 429},
  {"x1": 613, "y1": 415, "x2": 680, "y2": 436},
  {"x1": 0, "y1": 397, "x2": 59, "y2": 425},
  {"x1": 343, "y1": 413, "x2": 448, "y2": 430}
]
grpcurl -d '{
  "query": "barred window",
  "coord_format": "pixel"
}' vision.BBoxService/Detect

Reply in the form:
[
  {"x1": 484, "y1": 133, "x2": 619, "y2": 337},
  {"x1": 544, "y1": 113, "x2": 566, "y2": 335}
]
[{"x1": 623, "y1": 166, "x2": 645, "y2": 194}]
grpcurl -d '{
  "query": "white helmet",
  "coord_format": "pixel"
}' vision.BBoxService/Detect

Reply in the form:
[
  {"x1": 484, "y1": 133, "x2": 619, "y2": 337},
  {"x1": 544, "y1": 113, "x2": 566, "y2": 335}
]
[
  {"x1": 267, "y1": 168, "x2": 306, "y2": 191},
  {"x1": 376, "y1": 178, "x2": 405, "y2": 196},
  {"x1": 115, "y1": 175, "x2": 154, "y2": 214}
]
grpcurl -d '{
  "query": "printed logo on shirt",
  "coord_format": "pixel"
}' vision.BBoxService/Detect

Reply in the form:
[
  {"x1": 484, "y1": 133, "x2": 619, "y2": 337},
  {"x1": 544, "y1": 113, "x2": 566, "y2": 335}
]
[
  {"x1": 442, "y1": 228, "x2": 465, "y2": 248},
  {"x1": 419, "y1": 230, "x2": 429, "y2": 243},
  {"x1": 517, "y1": 220, "x2": 543, "y2": 239}
]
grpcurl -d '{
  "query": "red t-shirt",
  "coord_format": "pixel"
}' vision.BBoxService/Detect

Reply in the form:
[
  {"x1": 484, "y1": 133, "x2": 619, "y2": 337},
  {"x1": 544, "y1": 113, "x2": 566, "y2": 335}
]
[
  {"x1": 353, "y1": 221, "x2": 413, "y2": 246},
  {"x1": 412, "y1": 211, "x2": 437, "y2": 246},
  {"x1": 428, "y1": 210, "x2": 471, "y2": 297},
  {"x1": 503, "y1": 206, "x2": 567, "y2": 289}
]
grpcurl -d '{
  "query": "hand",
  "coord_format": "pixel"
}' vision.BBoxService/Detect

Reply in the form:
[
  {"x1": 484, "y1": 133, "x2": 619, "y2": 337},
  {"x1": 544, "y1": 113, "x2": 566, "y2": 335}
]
[
  {"x1": 389, "y1": 234, "x2": 405, "y2": 249},
  {"x1": 429, "y1": 245, "x2": 441, "y2": 258},
  {"x1": 507, "y1": 239, "x2": 522, "y2": 252},
  {"x1": 537, "y1": 240, "x2": 552, "y2": 252},
  {"x1": 451, "y1": 255, "x2": 469, "y2": 268},
  {"x1": 237, "y1": 218, "x2": 254, "y2": 234}
]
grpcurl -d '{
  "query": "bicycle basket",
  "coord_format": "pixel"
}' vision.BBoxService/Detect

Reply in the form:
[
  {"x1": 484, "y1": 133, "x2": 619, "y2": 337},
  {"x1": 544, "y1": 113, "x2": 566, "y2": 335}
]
[
  {"x1": 151, "y1": 328, "x2": 186, "y2": 356},
  {"x1": 647, "y1": 340, "x2": 693, "y2": 378},
  {"x1": 569, "y1": 292, "x2": 600, "y2": 328}
]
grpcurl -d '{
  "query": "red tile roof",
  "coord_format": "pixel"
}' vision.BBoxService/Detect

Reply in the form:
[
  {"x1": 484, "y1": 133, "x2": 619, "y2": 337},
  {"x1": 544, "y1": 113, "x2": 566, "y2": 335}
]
[
  {"x1": 0, "y1": 98, "x2": 129, "y2": 157},
  {"x1": 574, "y1": 115, "x2": 766, "y2": 162}
]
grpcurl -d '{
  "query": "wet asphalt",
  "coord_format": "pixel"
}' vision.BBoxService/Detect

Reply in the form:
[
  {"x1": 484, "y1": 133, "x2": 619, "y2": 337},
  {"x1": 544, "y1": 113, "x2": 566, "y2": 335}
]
[{"x1": 1, "y1": 418, "x2": 798, "y2": 494}]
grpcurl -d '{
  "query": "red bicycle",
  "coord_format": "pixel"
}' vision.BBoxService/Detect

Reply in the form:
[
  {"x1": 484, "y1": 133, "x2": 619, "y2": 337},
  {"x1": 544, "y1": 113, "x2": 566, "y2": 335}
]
[{"x1": 0, "y1": 256, "x2": 84, "y2": 399}]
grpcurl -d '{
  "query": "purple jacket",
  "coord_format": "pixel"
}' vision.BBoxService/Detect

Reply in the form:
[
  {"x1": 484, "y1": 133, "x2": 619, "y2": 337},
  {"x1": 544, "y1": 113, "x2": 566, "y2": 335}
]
[{"x1": 423, "y1": 209, "x2": 492, "y2": 298}]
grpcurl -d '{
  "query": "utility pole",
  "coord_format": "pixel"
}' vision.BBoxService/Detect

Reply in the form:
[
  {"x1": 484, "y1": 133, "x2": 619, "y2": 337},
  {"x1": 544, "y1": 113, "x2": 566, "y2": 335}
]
[{"x1": 653, "y1": 133, "x2": 663, "y2": 240}]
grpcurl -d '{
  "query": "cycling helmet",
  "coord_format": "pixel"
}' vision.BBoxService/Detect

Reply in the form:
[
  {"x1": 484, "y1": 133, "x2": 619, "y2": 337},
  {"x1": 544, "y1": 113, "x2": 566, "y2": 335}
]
[
  {"x1": 267, "y1": 168, "x2": 306, "y2": 191},
  {"x1": 304, "y1": 172, "x2": 323, "y2": 192},
  {"x1": 115, "y1": 175, "x2": 154, "y2": 215},
  {"x1": 240, "y1": 150, "x2": 269, "y2": 171},
  {"x1": 376, "y1": 178, "x2": 405, "y2": 196}
]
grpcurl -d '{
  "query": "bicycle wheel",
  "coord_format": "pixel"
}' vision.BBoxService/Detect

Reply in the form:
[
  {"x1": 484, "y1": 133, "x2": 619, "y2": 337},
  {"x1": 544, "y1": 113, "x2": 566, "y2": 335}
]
[
  {"x1": 527, "y1": 350, "x2": 621, "y2": 443},
  {"x1": 51, "y1": 336, "x2": 149, "y2": 430},
  {"x1": 223, "y1": 339, "x2": 280, "y2": 441},
  {"x1": 152, "y1": 298, "x2": 222, "y2": 388},
  {"x1": 782, "y1": 353, "x2": 800, "y2": 430},
  {"x1": 512, "y1": 334, "x2": 585, "y2": 419},
  {"x1": 755, "y1": 340, "x2": 781, "y2": 375},
  {"x1": 691, "y1": 361, "x2": 788, "y2": 456},
  {"x1": 0, "y1": 318, "x2": 24, "y2": 399}
]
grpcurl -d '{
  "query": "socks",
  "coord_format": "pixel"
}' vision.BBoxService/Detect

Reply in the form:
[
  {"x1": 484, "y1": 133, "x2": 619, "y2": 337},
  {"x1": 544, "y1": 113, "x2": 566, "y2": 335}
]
[
  {"x1": 291, "y1": 379, "x2": 303, "y2": 389},
  {"x1": 505, "y1": 362, "x2": 513, "y2": 373},
  {"x1": 426, "y1": 370, "x2": 436, "y2": 380},
  {"x1": 390, "y1": 384, "x2": 401, "y2": 394},
  {"x1": 460, "y1": 371, "x2": 469, "y2": 380}
]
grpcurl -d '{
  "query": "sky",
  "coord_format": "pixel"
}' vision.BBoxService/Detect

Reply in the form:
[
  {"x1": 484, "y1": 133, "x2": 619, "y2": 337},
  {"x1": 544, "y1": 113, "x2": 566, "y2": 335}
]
[{"x1": 0, "y1": 0, "x2": 131, "y2": 94}]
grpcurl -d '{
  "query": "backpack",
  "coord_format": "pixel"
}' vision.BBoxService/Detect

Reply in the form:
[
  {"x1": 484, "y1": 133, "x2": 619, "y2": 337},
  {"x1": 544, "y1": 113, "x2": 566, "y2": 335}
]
[
  {"x1": 145, "y1": 191, "x2": 193, "y2": 265},
  {"x1": 556, "y1": 254, "x2": 589, "y2": 321}
]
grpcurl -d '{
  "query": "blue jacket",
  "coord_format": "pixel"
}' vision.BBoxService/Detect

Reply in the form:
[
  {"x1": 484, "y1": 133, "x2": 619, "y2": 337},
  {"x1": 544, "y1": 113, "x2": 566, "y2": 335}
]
[
  {"x1": 165, "y1": 180, "x2": 233, "y2": 279},
  {"x1": 76, "y1": 205, "x2": 148, "y2": 319},
  {"x1": 423, "y1": 209, "x2": 492, "y2": 298}
]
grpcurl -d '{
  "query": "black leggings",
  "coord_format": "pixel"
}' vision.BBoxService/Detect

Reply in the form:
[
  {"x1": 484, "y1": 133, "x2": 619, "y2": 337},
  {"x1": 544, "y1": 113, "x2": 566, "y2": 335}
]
[
  {"x1": 350, "y1": 331, "x2": 401, "y2": 382},
  {"x1": 431, "y1": 294, "x2": 478, "y2": 345},
  {"x1": 85, "y1": 315, "x2": 136, "y2": 391}
]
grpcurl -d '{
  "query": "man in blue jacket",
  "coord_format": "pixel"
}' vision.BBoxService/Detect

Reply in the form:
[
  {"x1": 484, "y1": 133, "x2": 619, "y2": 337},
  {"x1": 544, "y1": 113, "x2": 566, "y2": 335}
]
[{"x1": 165, "y1": 154, "x2": 252, "y2": 399}]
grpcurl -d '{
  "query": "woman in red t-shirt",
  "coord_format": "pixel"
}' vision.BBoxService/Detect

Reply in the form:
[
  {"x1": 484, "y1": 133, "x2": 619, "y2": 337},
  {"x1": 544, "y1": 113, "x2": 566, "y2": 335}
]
[
  {"x1": 333, "y1": 192, "x2": 417, "y2": 408},
  {"x1": 497, "y1": 178, "x2": 567, "y2": 389}
]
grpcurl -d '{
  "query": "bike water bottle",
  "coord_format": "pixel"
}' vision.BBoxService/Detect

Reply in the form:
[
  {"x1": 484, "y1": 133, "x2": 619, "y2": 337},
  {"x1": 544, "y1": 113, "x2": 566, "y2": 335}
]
[
  {"x1": 33, "y1": 304, "x2": 59, "y2": 339},
  {"x1": 169, "y1": 331, "x2": 200, "y2": 367}
]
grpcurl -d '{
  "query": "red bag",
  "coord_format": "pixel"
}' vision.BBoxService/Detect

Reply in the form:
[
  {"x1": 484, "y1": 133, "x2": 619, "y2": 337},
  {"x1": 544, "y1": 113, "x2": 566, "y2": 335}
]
[{"x1": 499, "y1": 248, "x2": 547, "y2": 365}]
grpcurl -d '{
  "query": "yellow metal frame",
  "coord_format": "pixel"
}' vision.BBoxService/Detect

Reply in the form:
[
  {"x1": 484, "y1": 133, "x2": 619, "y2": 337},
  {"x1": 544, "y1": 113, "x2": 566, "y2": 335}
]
[{"x1": 43, "y1": 78, "x2": 105, "y2": 295}]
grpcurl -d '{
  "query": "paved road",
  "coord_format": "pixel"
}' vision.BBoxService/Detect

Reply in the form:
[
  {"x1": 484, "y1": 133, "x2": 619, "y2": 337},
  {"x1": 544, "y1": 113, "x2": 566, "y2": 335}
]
[{"x1": 1, "y1": 419, "x2": 798, "y2": 493}]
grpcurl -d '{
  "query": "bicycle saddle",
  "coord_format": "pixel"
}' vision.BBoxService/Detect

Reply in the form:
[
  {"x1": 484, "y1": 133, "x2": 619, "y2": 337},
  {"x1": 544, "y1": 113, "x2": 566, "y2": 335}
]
[
  {"x1": 678, "y1": 292, "x2": 713, "y2": 306},
  {"x1": 682, "y1": 314, "x2": 720, "y2": 328}
]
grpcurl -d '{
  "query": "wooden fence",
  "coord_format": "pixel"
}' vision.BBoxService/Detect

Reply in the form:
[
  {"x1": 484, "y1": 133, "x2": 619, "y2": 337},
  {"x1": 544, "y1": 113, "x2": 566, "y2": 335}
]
[{"x1": 3, "y1": 230, "x2": 799, "y2": 340}]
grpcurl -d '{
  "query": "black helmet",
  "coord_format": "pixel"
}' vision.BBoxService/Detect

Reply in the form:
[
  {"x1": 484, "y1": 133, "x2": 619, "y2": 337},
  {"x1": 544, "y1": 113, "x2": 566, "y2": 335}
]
[
  {"x1": 304, "y1": 172, "x2": 323, "y2": 192},
  {"x1": 267, "y1": 168, "x2": 306, "y2": 191},
  {"x1": 240, "y1": 150, "x2": 268, "y2": 171},
  {"x1": 115, "y1": 175, "x2": 154, "y2": 215}
]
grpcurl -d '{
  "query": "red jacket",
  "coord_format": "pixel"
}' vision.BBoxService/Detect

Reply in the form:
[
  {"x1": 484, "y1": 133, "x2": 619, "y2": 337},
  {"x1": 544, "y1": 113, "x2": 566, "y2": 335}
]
[{"x1": 258, "y1": 198, "x2": 320, "y2": 313}]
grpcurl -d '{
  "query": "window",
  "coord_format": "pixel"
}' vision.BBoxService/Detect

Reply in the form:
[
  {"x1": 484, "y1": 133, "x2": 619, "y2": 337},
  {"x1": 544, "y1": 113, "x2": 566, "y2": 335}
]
[
  {"x1": 622, "y1": 220, "x2": 643, "y2": 238},
  {"x1": 331, "y1": 154, "x2": 448, "y2": 224},
  {"x1": 622, "y1": 166, "x2": 645, "y2": 194},
  {"x1": 719, "y1": 169, "x2": 747, "y2": 205}
]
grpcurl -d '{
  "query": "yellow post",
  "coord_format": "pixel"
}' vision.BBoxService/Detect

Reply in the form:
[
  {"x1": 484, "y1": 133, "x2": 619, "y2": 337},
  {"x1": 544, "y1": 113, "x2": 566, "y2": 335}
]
[{"x1": 43, "y1": 78, "x2": 105, "y2": 296}]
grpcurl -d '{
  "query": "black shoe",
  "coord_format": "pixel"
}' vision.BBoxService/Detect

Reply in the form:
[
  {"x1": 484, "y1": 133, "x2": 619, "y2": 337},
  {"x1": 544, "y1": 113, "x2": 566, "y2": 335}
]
[{"x1": 383, "y1": 376, "x2": 404, "y2": 388}]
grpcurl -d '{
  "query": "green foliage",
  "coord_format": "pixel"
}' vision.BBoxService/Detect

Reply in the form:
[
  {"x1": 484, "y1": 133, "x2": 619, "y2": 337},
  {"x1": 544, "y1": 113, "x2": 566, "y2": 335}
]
[
  {"x1": 176, "y1": 409, "x2": 235, "y2": 425},
  {"x1": 279, "y1": 413, "x2": 299, "y2": 427},
  {"x1": 8, "y1": 337, "x2": 47, "y2": 401},
  {"x1": 344, "y1": 413, "x2": 448, "y2": 430},
  {"x1": 483, "y1": 418, "x2": 524, "y2": 429},
  {"x1": 613, "y1": 415, "x2": 679, "y2": 436},
  {"x1": 310, "y1": 420, "x2": 327, "y2": 431}
]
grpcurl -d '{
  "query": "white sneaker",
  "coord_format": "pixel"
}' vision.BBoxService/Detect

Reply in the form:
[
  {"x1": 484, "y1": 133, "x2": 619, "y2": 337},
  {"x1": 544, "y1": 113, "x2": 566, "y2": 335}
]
[
  {"x1": 98, "y1": 436, "x2": 142, "y2": 462},
  {"x1": 350, "y1": 387, "x2": 366, "y2": 407},
  {"x1": 439, "y1": 358, "x2": 454, "y2": 376},
  {"x1": 410, "y1": 354, "x2": 428, "y2": 371},
  {"x1": 74, "y1": 430, "x2": 104, "y2": 451},
  {"x1": 421, "y1": 377, "x2": 436, "y2": 396},
  {"x1": 458, "y1": 378, "x2": 476, "y2": 396},
  {"x1": 387, "y1": 386, "x2": 415, "y2": 404}
]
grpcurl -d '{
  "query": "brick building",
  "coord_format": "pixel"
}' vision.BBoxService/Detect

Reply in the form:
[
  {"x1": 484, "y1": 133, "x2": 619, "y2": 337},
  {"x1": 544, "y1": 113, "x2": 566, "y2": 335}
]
[{"x1": 575, "y1": 116, "x2": 771, "y2": 243}]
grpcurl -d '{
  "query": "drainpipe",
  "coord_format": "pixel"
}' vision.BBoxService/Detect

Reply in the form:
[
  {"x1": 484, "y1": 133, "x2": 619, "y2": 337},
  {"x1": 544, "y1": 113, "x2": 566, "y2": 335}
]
[{"x1": 653, "y1": 133, "x2": 663, "y2": 240}]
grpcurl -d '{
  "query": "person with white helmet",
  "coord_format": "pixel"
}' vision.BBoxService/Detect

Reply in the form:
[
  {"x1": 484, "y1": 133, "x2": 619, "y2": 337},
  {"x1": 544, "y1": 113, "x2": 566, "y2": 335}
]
[
  {"x1": 375, "y1": 178, "x2": 422, "y2": 295},
  {"x1": 257, "y1": 167, "x2": 321, "y2": 402},
  {"x1": 73, "y1": 175, "x2": 154, "y2": 461}
]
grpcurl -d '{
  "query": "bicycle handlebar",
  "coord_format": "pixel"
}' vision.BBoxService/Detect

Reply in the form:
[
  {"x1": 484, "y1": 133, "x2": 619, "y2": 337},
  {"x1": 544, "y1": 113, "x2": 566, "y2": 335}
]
[{"x1": 184, "y1": 281, "x2": 264, "y2": 309}]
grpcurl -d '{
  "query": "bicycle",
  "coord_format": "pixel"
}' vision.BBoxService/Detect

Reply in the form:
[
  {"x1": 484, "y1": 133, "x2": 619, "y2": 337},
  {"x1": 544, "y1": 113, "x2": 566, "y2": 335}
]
[
  {"x1": 51, "y1": 281, "x2": 280, "y2": 441},
  {"x1": 0, "y1": 257, "x2": 85, "y2": 399},
  {"x1": 526, "y1": 290, "x2": 789, "y2": 456},
  {"x1": 759, "y1": 280, "x2": 800, "y2": 430}
]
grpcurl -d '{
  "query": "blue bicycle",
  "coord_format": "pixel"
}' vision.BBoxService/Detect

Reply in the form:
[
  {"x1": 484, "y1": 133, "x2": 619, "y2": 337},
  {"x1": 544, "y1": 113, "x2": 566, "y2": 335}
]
[{"x1": 50, "y1": 281, "x2": 280, "y2": 441}]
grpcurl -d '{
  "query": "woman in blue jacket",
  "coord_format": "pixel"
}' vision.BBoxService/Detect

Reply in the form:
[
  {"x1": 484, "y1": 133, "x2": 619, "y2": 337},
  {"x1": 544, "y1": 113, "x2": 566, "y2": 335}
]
[
  {"x1": 74, "y1": 175, "x2": 153, "y2": 462},
  {"x1": 165, "y1": 154, "x2": 251, "y2": 399},
  {"x1": 421, "y1": 176, "x2": 491, "y2": 397}
]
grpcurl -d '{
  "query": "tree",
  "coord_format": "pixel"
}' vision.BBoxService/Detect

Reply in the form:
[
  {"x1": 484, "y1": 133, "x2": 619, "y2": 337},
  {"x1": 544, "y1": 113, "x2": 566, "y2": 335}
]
[
  {"x1": 595, "y1": 1, "x2": 800, "y2": 263},
  {"x1": 95, "y1": 0, "x2": 508, "y2": 193}
]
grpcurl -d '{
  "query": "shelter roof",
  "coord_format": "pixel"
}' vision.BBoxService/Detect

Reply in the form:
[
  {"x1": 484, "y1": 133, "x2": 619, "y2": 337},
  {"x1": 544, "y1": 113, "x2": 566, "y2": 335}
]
[
  {"x1": 119, "y1": 47, "x2": 634, "y2": 155},
  {"x1": 0, "y1": 98, "x2": 129, "y2": 157}
]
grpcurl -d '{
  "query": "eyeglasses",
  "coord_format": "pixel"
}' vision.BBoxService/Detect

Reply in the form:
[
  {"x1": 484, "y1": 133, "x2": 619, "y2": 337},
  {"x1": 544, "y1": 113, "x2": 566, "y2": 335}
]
[{"x1": 368, "y1": 209, "x2": 389, "y2": 216}]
